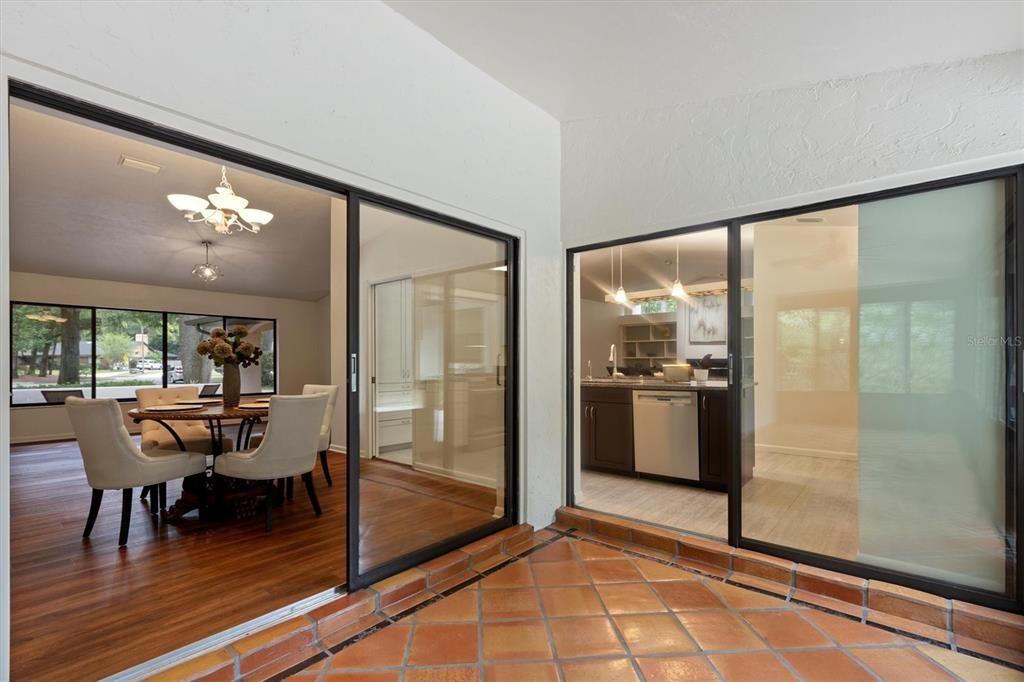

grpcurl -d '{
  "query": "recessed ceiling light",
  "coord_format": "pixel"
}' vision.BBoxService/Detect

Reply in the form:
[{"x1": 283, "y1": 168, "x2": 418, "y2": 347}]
[
  {"x1": 796, "y1": 217, "x2": 825, "y2": 223},
  {"x1": 118, "y1": 154, "x2": 161, "y2": 174}
]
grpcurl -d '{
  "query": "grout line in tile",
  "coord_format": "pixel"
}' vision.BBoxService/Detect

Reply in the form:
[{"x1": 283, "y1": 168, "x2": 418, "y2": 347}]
[
  {"x1": 398, "y1": 617, "x2": 415, "y2": 682},
  {"x1": 578, "y1": 545, "x2": 649, "y2": 681},
  {"x1": 910, "y1": 644, "x2": 975, "y2": 682},
  {"x1": 526, "y1": 540, "x2": 569, "y2": 681},
  {"x1": 476, "y1": 578, "x2": 484, "y2": 682},
  {"x1": 839, "y1": 647, "x2": 886, "y2": 682}
]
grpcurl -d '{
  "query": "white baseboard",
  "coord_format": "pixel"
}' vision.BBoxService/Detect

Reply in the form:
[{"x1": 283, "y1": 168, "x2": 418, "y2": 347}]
[
  {"x1": 10, "y1": 432, "x2": 76, "y2": 445},
  {"x1": 755, "y1": 443, "x2": 857, "y2": 461},
  {"x1": 12, "y1": 427, "x2": 141, "y2": 445},
  {"x1": 413, "y1": 461, "x2": 497, "y2": 489}
]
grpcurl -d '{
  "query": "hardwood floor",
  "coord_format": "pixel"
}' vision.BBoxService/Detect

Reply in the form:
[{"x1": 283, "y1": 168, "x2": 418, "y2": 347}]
[{"x1": 10, "y1": 441, "x2": 496, "y2": 680}]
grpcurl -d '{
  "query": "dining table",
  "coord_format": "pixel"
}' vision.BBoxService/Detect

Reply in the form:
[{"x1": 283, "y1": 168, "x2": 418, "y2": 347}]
[{"x1": 128, "y1": 400, "x2": 271, "y2": 520}]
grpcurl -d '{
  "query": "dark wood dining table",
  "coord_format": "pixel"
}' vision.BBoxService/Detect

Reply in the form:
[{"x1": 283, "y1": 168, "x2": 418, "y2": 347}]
[{"x1": 128, "y1": 402, "x2": 271, "y2": 519}]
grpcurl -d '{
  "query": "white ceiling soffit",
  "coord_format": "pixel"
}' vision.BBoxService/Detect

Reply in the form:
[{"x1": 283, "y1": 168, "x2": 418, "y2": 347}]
[
  {"x1": 385, "y1": 0, "x2": 1024, "y2": 120},
  {"x1": 9, "y1": 102, "x2": 333, "y2": 301}
]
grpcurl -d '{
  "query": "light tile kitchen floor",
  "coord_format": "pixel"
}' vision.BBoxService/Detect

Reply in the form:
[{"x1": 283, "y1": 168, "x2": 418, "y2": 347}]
[{"x1": 288, "y1": 535, "x2": 1023, "y2": 681}]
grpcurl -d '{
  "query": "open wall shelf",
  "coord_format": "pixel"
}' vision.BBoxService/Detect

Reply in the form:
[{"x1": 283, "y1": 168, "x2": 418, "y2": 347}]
[{"x1": 621, "y1": 320, "x2": 678, "y2": 368}]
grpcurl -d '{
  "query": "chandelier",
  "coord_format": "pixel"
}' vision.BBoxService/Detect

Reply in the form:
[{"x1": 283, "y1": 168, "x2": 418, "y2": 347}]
[
  {"x1": 167, "y1": 165, "x2": 274, "y2": 235},
  {"x1": 192, "y1": 241, "x2": 222, "y2": 282}
]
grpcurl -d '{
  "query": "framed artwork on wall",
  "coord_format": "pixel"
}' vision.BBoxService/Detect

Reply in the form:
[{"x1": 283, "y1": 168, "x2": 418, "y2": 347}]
[{"x1": 689, "y1": 294, "x2": 726, "y2": 344}]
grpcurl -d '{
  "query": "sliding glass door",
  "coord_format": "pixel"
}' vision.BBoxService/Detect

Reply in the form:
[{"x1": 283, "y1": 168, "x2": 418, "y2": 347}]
[
  {"x1": 346, "y1": 195, "x2": 517, "y2": 587},
  {"x1": 732, "y1": 172, "x2": 1019, "y2": 608}
]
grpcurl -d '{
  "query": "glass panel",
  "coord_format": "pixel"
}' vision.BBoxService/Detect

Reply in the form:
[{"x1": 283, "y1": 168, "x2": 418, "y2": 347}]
[
  {"x1": 94, "y1": 308, "x2": 164, "y2": 400},
  {"x1": 165, "y1": 313, "x2": 226, "y2": 394},
  {"x1": 357, "y1": 202, "x2": 508, "y2": 575},
  {"x1": 225, "y1": 317, "x2": 276, "y2": 393},
  {"x1": 740, "y1": 179, "x2": 1012, "y2": 593},
  {"x1": 11, "y1": 304, "x2": 93, "y2": 404}
]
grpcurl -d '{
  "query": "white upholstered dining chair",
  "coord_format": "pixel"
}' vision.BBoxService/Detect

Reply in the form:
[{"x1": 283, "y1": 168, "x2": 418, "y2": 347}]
[
  {"x1": 66, "y1": 397, "x2": 208, "y2": 547},
  {"x1": 214, "y1": 393, "x2": 328, "y2": 531},
  {"x1": 135, "y1": 386, "x2": 233, "y2": 453},
  {"x1": 135, "y1": 386, "x2": 233, "y2": 507},
  {"x1": 249, "y1": 383, "x2": 339, "y2": 489}
]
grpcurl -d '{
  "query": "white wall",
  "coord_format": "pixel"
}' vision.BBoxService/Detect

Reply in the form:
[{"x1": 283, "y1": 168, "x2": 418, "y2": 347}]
[
  {"x1": 578, "y1": 299, "x2": 623, "y2": 376},
  {"x1": 9, "y1": 272, "x2": 328, "y2": 443},
  {"x1": 562, "y1": 51, "x2": 1024, "y2": 248},
  {"x1": 0, "y1": 0, "x2": 561, "y2": 530}
]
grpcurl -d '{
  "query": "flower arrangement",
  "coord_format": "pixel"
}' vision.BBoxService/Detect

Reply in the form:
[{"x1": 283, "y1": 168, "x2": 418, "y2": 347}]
[{"x1": 196, "y1": 325, "x2": 263, "y2": 367}]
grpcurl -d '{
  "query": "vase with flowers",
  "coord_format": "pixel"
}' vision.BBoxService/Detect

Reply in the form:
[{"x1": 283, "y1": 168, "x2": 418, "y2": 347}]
[{"x1": 196, "y1": 325, "x2": 263, "y2": 407}]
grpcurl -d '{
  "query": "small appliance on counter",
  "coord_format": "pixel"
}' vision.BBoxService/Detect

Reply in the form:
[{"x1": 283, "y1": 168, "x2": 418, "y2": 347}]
[{"x1": 662, "y1": 363, "x2": 692, "y2": 382}]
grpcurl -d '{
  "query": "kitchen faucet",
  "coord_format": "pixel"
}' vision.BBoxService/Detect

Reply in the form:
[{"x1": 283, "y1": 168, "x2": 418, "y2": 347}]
[{"x1": 609, "y1": 344, "x2": 622, "y2": 379}]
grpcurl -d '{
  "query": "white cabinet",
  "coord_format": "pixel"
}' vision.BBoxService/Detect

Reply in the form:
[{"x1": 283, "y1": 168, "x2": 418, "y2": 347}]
[
  {"x1": 373, "y1": 278, "x2": 415, "y2": 458},
  {"x1": 374, "y1": 278, "x2": 413, "y2": 385}
]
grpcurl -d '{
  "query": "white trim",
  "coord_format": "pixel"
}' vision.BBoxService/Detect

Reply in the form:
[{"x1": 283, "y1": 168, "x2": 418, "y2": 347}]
[
  {"x1": 754, "y1": 443, "x2": 857, "y2": 462},
  {"x1": 412, "y1": 461, "x2": 497, "y2": 489},
  {"x1": 10, "y1": 433, "x2": 76, "y2": 445},
  {"x1": 0, "y1": 58, "x2": 13, "y2": 682}
]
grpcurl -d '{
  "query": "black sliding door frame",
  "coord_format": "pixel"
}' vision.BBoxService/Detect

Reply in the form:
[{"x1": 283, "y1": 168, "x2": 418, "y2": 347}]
[
  {"x1": 9, "y1": 80, "x2": 521, "y2": 594},
  {"x1": 728, "y1": 165, "x2": 1023, "y2": 613},
  {"x1": 564, "y1": 220, "x2": 730, "y2": 511},
  {"x1": 565, "y1": 164, "x2": 1023, "y2": 614},
  {"x1": 345, "y1": 193, "x2": 520, "y2": 590}
]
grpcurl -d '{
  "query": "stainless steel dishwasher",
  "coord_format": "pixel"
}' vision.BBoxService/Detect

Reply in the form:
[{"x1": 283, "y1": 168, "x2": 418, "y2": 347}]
[{"x1": 632, "y1": 390, "x2": 699, "y2": 480}]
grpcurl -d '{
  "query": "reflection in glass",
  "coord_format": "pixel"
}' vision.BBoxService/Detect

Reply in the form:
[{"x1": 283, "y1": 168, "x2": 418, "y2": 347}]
[
  {"x1": 741, "y1": 179, "x2": 1012, "y2": 593},
  {"x1": 358, "y1": 203, "x2": 508, "y2": 575},
  {"x1": 226, "y1": 317, "x2": 276, "y2": 393},
  {"x1": 166, "y1": 313, "x2": 224, "y2": 392}
]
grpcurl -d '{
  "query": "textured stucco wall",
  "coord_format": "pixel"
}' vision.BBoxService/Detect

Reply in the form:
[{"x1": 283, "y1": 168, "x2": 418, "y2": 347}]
[{"x1": 562, "y1": 51, "x2": 1024, "y2": 247}]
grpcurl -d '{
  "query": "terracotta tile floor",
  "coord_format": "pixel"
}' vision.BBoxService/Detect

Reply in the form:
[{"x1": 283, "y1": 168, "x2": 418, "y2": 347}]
[{"x1": 289, "y1": 534, "x2": 1023, "y2": 681}]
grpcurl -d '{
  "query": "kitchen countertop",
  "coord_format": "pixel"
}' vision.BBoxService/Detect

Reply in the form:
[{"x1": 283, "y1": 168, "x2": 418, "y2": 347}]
[{"x1": 581, "y1": 378, "x2": 728, "y2": 391}]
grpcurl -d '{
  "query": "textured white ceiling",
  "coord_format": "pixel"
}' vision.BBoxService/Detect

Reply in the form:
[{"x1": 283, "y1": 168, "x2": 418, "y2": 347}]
[
  {"x1": 10, "y1": 102, "x2": 333, "y2": 301},
  {"x1": 385, "y1": 0, "x2": 1023, "y2": 120}
]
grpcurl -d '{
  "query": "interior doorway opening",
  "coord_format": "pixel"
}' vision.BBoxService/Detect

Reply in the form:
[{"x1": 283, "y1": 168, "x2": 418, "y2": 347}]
[{"x1": 571, "y1": 226, "x2": 730, "y2": 541}]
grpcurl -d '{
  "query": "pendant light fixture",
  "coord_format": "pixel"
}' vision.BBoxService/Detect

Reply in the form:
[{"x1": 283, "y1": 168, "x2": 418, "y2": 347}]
[
  {"x1": 614, "y1": 247, "x2": 628, "y2": 304},
  {"x1": 671, "y1": 237, "x2": 685, "y2": 299},
  {"x1": 192, "y1": 241, "x2": 222, "y2": 282}
]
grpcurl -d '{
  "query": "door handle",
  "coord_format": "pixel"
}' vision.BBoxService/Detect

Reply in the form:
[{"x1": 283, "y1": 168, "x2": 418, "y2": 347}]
[
  {"x1": 496, "y1": 352, "x2": 503, "y2": 386},
  {"x1": 349, "y1": 353, "x2": 357, "y2": 393}
]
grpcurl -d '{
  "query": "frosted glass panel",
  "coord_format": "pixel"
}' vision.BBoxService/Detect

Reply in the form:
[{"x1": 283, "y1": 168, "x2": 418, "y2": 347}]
[
  {"x1": 741, "y1": 179, "x2": 1012, "y2": 594},
  {"x1": 857, "y1": 180, "x2": 1006, "y2": 591}
]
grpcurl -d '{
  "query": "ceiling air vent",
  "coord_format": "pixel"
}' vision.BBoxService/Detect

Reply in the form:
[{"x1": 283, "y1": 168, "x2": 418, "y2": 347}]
[{"x1": 118, "y1": 154, "x2": 161, "y2": 174}]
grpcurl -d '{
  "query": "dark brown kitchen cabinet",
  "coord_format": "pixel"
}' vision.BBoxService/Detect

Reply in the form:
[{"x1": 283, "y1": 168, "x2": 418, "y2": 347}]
[
  {"x1": 581, "y1": 387, "x2": 634, "y2": 474},
  {"x1": 699, "y1": 390, "x2": 729, "y2": 490}
]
